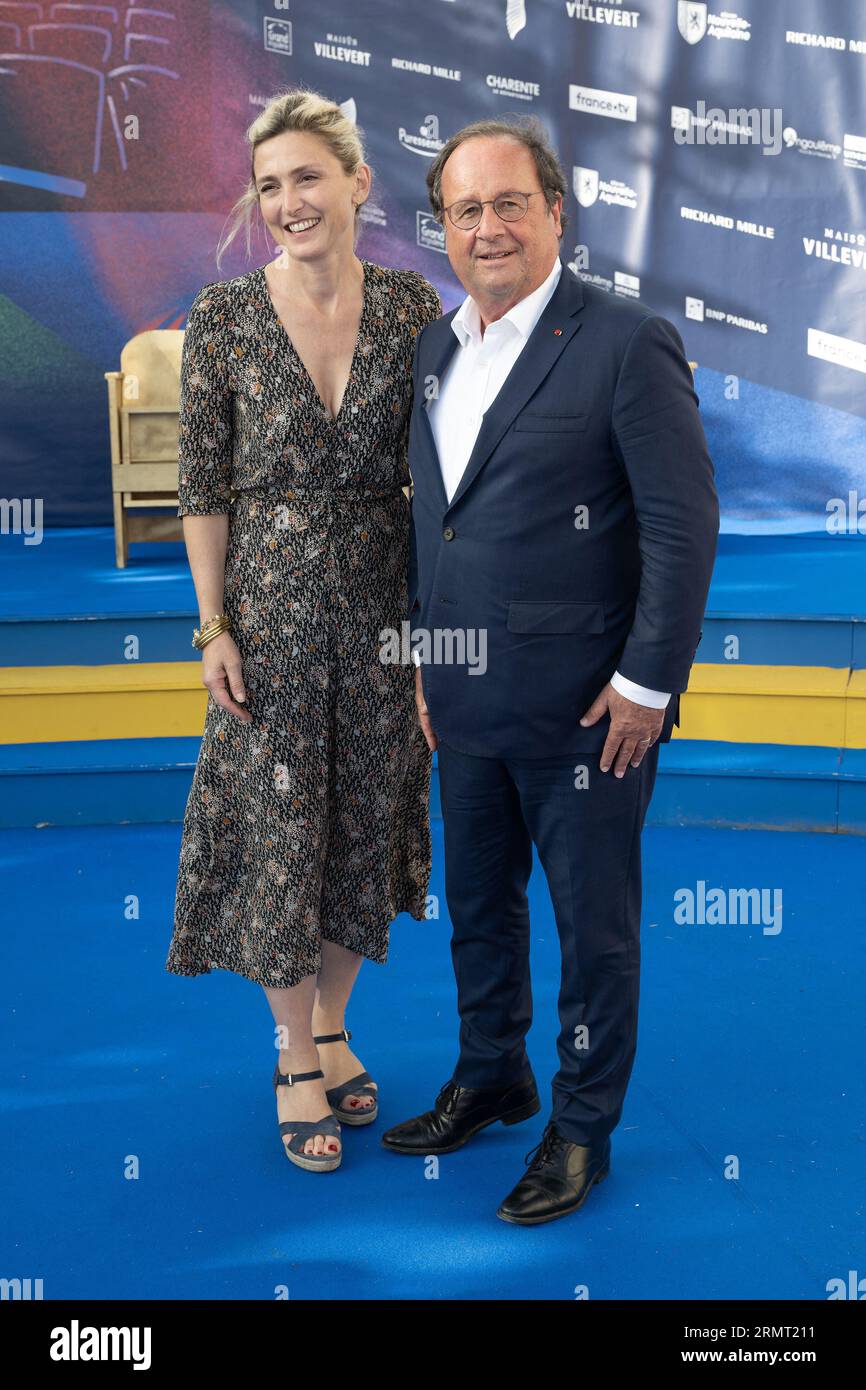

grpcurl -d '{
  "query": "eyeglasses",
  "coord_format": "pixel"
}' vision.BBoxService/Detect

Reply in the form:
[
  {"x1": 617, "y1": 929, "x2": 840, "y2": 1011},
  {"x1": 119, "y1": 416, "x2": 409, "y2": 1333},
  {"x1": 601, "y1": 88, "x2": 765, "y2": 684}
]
[{"x1": 440, "y1": 190, "x2": 547, "y2": 230}]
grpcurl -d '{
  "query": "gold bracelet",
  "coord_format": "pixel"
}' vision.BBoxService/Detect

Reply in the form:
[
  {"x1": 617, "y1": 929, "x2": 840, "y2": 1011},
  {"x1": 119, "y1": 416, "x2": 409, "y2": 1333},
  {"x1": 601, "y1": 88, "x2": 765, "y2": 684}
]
[
  {"x1": 193, "y1": 622, "x2": 230, "y2": 651},
  {"x1": 192, "y1": 613, "x2": 231, "y2": 650},
  {"x1": 195, "y1": 626, "x2": 230, "y2": 650}
]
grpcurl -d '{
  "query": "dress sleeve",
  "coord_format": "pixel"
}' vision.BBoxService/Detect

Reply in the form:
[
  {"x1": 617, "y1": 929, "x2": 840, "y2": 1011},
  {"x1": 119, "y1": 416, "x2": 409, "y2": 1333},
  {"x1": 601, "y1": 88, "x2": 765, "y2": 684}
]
[{"x1": 176, "y1": 285, "x2": 234, "y2": 517}]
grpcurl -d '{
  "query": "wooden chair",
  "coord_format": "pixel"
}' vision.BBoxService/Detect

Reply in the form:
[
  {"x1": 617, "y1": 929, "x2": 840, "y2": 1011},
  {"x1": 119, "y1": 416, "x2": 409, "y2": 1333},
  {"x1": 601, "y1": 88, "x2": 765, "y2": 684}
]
[
  {"x1": 104, "y1": 330, "x2": 185, "y2": 568},
  {"x1": 103, "y1": 333, "x2": 697, "y2": 570}
]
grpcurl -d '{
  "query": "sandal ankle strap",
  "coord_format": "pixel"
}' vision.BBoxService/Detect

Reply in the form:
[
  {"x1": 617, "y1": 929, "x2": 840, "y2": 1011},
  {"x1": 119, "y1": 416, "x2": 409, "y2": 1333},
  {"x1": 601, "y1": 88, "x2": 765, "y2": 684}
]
[
  {"x1": 274, "y1": 1065, "x2": 324, "y2": 1087},
  {"x1": 313, "y1": 1029, "x2": 351, "y2": 1044}
]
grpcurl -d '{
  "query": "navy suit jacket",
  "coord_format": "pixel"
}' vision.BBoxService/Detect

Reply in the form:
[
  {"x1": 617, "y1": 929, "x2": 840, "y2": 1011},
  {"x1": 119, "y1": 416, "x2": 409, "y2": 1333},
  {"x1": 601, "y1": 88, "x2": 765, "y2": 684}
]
[{"x1": 407, "y1": 257, "x2": 720, "y2": 758}]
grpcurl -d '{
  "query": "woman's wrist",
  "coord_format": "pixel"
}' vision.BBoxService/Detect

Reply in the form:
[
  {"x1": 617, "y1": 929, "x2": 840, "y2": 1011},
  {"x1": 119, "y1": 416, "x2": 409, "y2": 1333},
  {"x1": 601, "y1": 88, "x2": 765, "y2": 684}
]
[{"x1": 192, "y1": 612, "x2": 232, "y2": 650}]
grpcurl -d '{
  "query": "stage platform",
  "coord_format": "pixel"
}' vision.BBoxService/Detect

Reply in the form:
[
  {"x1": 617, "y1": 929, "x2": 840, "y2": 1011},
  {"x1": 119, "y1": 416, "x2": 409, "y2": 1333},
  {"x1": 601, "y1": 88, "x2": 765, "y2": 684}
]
[{"x1": 1, "y1": 529, "x2": 864, "y2": 832}]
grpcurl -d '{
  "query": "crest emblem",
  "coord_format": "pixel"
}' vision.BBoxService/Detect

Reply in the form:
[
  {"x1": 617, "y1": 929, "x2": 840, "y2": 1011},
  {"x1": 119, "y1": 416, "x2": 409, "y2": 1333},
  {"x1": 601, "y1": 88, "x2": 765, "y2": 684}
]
[
  {"x1": 678, "y1": 1, "x2": 707, "y2": 43},
  {"x1": 573, "y1": 167, "x2": 599, "y2": 208}
]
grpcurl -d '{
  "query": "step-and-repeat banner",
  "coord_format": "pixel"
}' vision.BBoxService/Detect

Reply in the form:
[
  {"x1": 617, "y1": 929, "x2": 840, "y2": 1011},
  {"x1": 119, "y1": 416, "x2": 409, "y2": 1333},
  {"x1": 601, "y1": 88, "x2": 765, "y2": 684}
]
[{"x1": 1, "y1": 0, "x2": 864, "y2": 532}]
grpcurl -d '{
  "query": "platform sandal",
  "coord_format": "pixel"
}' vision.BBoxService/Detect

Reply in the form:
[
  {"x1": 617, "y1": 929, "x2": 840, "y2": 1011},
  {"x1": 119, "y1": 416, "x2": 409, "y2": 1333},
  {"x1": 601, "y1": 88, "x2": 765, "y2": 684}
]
[
  {"x1": 313, "y1": 1028, "x2": 379, "y2": 1126},
  {"x1": 273, "y1": 1062, "x2": 342, "y2": 1171}
]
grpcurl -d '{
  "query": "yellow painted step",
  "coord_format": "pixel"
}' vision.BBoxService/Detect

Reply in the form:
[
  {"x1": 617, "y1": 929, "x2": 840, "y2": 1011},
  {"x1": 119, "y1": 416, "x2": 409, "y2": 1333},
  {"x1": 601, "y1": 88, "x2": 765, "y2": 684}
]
[
  {"x1": 1, "y1": 661, "x2": 864, "y2": 748},
  {"x1": 0, "y1": 663, "x2": 208, "y2": 744},
  {"x1": 675, "y1": 664, "x2": 855, "y2": 747},
  {"x1": 846, "y1": 669, "x2": 866, "y2": 747}
]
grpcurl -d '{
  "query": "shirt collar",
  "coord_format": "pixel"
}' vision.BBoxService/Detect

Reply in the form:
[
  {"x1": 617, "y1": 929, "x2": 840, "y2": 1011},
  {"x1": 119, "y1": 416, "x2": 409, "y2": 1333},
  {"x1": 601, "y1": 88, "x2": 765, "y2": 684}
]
[{"x1": 451, "y1": 255, "x2": 563, "y2": 350}]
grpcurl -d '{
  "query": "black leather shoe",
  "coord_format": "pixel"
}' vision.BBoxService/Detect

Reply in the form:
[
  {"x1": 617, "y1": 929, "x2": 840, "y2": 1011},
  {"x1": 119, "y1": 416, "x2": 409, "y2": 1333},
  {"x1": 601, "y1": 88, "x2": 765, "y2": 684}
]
[
  {"x1": 496, "y1": 1121, "x2": 611, "y2": 1225},
  {"x1": 381, "y1": 1076, "x2": 540, "y2": 1155}
]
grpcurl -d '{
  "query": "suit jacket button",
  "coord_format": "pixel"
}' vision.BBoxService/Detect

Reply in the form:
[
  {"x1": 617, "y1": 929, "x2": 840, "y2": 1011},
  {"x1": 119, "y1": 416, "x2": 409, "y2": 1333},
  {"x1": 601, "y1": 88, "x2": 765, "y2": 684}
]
[{"x1": 442, "y1": 526, "x2": 455, "y2": 541}]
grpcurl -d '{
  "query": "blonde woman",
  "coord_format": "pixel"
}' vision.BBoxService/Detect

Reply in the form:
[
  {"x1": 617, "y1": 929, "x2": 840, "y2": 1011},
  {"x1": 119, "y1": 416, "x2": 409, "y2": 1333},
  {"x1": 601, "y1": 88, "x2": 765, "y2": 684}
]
[{"x1": 165, "y1": 88, "x2": 442, "y2": 1172}]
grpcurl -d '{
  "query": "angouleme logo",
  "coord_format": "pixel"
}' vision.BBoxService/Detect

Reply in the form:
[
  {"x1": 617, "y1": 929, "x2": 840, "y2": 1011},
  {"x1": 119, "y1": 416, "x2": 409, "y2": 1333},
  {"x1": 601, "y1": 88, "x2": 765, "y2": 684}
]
[{"x1": 50, "y1": 1321, "x2": 152, "y2": 1369}]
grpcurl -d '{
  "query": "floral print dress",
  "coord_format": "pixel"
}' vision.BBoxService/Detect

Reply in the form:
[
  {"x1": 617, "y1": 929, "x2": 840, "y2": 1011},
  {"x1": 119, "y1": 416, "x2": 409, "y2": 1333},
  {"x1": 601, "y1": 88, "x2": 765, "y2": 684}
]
[{"x1": 165, "y1": 259, "x2": 442, "y2": 989}]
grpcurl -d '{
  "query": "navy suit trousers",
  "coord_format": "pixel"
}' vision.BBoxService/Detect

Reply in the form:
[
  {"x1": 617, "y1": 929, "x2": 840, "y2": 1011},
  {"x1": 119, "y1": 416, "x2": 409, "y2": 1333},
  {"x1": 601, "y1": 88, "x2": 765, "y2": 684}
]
[{"x1": 436, "y1": 716, "x2": 661, "y2": 1149}]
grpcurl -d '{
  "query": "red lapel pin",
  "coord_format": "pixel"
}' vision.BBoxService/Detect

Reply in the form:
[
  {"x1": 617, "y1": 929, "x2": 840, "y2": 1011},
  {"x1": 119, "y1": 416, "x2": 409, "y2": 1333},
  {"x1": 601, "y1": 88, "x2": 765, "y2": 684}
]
[{"x1": 553, "y1": 328, "x2": 562, "y2": 335}]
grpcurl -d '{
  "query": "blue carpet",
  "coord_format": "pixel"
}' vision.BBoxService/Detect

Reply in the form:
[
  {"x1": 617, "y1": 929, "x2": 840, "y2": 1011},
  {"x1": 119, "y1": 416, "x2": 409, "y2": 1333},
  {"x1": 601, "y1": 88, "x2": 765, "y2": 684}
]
[{"x1": 1, "y1": 819, "x2": 863, "y2": 1299}]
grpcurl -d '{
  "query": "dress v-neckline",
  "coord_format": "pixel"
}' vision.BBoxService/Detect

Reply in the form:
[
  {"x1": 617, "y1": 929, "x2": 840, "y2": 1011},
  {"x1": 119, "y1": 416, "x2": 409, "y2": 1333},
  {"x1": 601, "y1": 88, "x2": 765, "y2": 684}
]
[{"x1": 258, "y1": 259, "x2": 370, "y2": 424}]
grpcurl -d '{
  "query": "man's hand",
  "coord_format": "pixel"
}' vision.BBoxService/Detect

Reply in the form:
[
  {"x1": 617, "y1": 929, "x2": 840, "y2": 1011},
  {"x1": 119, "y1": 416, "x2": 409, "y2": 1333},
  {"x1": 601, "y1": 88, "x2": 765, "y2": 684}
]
[
  {"x1": 414, "y1": 664, "x2": 437, "y2": 751},
  {"x1": 580, "y1": 681, "x2": 664, "y2": 776}
]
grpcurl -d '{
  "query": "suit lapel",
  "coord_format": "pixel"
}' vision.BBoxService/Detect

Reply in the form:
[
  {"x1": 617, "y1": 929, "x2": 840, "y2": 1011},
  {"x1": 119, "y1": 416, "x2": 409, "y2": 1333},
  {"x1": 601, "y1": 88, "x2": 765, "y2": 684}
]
[
  {"x1": 414, "y1": 259, "x2": 585, "y2": 512},
  {"x1": 413, "y1": 323, "x2": 460, "y2": 511}
]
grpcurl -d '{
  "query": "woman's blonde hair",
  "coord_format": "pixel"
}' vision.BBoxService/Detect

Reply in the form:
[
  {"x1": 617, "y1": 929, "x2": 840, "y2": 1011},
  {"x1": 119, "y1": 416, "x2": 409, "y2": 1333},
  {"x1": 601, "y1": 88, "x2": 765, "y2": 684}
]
[{"x1": 215, "y1": 85, "x2": 369, "y2": 272}]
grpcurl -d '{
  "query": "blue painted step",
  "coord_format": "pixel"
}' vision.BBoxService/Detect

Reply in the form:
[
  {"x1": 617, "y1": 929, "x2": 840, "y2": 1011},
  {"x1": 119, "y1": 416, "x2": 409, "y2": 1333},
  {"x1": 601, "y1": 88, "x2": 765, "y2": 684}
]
[
  {"x1": 2, "y1": 530, "x2": 866, "y2": 667},
  {"x1": 1, "y1": 738, "x2": 863, "y2": 834}
]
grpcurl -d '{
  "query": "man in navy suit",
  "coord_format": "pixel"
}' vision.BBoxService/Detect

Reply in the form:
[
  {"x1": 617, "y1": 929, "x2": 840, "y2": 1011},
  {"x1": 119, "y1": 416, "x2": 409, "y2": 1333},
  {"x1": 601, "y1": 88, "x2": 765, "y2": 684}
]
[{"x1": 381, "y1": 118, "x2": 720, "y2": 1225}]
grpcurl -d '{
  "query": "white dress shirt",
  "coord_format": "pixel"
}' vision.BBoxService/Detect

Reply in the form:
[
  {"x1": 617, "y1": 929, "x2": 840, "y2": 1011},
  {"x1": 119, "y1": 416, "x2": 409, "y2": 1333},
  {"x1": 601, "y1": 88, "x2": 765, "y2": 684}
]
[{"x1": 422, "y1": 255, "x2": 670, "y2": 710}]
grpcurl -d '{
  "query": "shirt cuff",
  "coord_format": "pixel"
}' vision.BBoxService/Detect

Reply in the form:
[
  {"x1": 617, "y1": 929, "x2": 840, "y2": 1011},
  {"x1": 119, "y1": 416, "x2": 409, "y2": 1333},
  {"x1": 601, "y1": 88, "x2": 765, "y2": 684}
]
[
  {"x1": 411, "y1": 647, "x2": 422, "y2": 668},
  {"x1": 610, "y1": 670, "x2": 671, "y2": 709}
]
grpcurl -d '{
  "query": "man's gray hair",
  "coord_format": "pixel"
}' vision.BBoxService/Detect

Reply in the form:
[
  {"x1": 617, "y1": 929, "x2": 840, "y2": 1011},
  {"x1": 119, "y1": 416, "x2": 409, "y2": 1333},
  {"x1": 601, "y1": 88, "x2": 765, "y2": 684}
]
[{"x1": 425, "y1": 114, "x2": 569, "y2": 235}]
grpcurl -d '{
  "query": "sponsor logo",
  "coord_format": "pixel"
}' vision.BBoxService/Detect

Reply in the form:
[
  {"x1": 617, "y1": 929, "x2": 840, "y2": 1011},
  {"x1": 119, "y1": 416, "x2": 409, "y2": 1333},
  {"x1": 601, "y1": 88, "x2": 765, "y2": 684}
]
[
  {"x1": 807, "y1": 327, "x2": 866, "y2": 374},
  {"x1": 786, "y1": 30, "x2": 866, "y2": 55},
  {"x1": 844, "y1": 133, "x2": 866, "y2": 171},
  {"x1": 678, "y1": 2, "x2": 707, "y2": 43},
  {"x1": 672, "y1": 101, "x2": 783, "y2": 155},
  {"x1": 263, "y1": 16, "x2": 292, "y2": 55},
  {"x1": 678, "y1": 3, "x2": 750, "y2": 42},
  {"x1": 392, "y1": 57, "x2": 461, "y2": 80},
  {"x1": 802, "y1": 226, "x2": 866, "y2": 272},
  {"x1": 783, "y1": 126, "x2": 841, "y2": 160},
  {"x1": 506, "y1": 0, "x2": 527, "y2": 41},
  {"x1": 685, "y1": 296, "x2": 768, "y2": 333},
  {"x1": 486, "y1": 73, "x2": 540, "y2": 101},
  {"x1": 573, "y1": 165, "x2": 638, "y2": 210},
  {"x1": 417, "y1": 211, "x2": 446, "y2": 252},
  {"x1": 359, "y1": 197, "x2": 387, "y2": 229},
  {"x1": 399, "y1": 114, "x2": 445, "y2": 156},
  {"x1": 569, "y1": 84, "x2": 637, "y2": 121},
  {"x1": 681, "y1": 205, "x2": 775, "y2": 239},
  {"x1": 566, "y1": 1, "x2": 641, "y2": 29},
  {"x1": 313, "y1": 32, "x2": 371, "y2": 65},
  {"x1": 614, "y1": 270, "x2": 640, "y2": 298}
]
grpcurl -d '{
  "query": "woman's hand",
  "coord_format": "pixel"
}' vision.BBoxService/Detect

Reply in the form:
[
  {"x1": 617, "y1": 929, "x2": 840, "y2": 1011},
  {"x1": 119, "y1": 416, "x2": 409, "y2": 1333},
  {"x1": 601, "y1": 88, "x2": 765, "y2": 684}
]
[
  {"x1": 201, "y1": 631, "x2": 252, "y2": 723},
  {"x1": 414, "y1": 664, "x2": 437, "y2": 751}
]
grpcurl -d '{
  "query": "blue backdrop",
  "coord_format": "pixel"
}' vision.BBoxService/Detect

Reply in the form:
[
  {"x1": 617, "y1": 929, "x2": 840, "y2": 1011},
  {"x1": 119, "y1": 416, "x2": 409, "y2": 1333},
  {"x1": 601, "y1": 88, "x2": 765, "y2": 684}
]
[{"x1": 1, "y1": 0, "x2": 864, "y2": 532}]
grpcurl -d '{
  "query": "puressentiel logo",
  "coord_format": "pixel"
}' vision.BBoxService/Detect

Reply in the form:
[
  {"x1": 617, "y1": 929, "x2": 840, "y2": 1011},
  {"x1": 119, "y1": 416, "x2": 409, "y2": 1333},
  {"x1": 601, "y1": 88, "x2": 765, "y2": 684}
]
[
  {"x1": 50, "y1": 1320, "x2": 151, "y2": 1369},
  {"x1": 569, "y1": 84, "x2": 637, "y2": 122},
  {"x1": 398, "y1": 114, "x2": 445, "y2": 155}
]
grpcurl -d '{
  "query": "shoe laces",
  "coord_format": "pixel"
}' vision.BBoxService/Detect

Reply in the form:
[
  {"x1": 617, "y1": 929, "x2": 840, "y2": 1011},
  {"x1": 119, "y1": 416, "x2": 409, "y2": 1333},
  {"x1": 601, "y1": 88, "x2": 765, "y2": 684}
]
[
  {"x1": 436, "y1": 1080, "x2": 460, "y2": 1116},
  {"x1": 523, "y1": 1121, "x2": 565, "y2": 1170}
]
